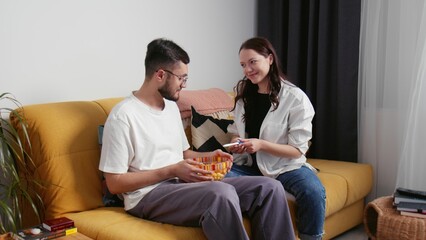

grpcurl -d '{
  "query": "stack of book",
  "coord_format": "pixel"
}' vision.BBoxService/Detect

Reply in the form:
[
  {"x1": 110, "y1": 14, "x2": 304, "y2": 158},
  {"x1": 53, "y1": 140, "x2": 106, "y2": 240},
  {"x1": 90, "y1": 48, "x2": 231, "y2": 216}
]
[
  {"x1": 13, "y1": 217, "x2": 77, "y2": 240},
  {"x1": 393, "y1": 187, "x2": 426, "y2": 219}
]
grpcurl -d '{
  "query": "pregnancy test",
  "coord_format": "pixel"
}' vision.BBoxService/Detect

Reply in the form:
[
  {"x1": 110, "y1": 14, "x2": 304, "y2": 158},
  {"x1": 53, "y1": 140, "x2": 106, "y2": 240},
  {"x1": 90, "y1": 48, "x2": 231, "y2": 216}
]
[{"x1": 223, "y1": 140, "x2": 243, "y2": 148}]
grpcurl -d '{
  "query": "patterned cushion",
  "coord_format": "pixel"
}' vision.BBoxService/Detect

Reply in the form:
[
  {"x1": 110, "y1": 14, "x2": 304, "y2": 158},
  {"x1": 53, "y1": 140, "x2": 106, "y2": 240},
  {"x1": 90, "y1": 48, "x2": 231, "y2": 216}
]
[{"x1": 191, "y1": 106, "x2": 234, "y2": 152}]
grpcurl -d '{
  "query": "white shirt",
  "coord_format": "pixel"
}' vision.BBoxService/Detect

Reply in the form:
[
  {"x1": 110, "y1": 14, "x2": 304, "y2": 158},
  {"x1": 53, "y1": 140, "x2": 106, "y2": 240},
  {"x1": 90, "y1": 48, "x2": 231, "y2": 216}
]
[
  {"x1": 229, "y1": 80, "x2": 316, "y2": 178},
  {"x1": 99, "y1": 93, "x2": 190, "y2": 210}
]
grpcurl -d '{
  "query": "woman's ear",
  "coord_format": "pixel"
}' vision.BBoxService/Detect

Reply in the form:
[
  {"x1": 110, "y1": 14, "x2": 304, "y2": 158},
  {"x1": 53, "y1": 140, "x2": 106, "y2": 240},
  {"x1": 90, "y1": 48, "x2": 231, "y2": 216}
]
[{"x1": 268, "y1": 54, "x2": 274, "y2": 65}]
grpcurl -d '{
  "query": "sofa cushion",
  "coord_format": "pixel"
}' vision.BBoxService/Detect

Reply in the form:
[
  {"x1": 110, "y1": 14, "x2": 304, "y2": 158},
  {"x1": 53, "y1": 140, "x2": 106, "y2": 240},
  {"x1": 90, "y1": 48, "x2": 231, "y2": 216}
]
[
  {"x1": 14, "y1": 101, "x2": 108, "y2": 223},
  {"x1": 94, "y1": 97, "x2": 125, "y2": 115},
  {"x1": 177, "y1": 88, "x2": 234, "y2": 119},
  {"x1": 65, "y1": 207, "x2": 251, "y2": 240},
  {"x1": 307, "y1": 159, "x2": 373, "y2": 217},
  {"x1": 191, "y1": 106, "x2": 234, "y2": 152}
]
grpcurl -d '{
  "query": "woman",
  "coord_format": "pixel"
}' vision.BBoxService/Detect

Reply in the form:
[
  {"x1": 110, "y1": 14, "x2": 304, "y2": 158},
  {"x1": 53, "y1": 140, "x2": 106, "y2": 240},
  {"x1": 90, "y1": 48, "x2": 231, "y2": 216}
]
[{"x1": 226, "y1": 37, "x2": 326, "y2": 240}]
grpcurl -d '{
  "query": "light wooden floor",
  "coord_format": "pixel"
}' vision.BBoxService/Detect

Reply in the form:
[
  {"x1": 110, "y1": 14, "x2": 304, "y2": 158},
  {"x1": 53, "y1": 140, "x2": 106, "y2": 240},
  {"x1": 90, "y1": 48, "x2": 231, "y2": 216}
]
[{"x1": 331, "y1": 224, "x2": 368, "y2": 240}]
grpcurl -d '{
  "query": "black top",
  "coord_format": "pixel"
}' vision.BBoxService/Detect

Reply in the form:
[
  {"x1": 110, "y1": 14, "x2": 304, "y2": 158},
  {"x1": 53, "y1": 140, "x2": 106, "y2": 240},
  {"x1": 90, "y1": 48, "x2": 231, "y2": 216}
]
[
  {"x1": 245, "y1": 92, "x2": 271, "y2": 171},
  {"x1": 245, "y1": 92, "x2": 271, "y2": 139}
]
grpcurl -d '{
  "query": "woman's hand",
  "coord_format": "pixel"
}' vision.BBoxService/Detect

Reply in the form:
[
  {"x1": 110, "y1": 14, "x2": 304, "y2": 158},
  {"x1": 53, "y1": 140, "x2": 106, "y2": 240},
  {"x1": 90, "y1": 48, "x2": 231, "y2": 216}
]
[
  {"x1": 228, "y1": 137, "x2": 244, "y2": 153},
  {"x1": 240, "y1": 138, "x2": 263, "y2": 154},
  {"x1": 230, "y1": 138, "x2": 263, "y2": 154}
]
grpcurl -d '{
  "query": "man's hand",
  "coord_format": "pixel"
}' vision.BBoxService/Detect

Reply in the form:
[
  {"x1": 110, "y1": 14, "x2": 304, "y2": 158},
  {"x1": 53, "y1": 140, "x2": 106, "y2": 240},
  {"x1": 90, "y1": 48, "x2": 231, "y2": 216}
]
[
  {"x1": 211, "y1": 149, "x2": 233, "y2": 171},
  {"x1": 211, "y1": 149, "x2": 233, "y2": 160},
  {"x1": 180, "y1": 149, "x2": 233, "y2": 180},
  {"x1": 173, "y1": 159, "x2": 213, "y2": 182}
]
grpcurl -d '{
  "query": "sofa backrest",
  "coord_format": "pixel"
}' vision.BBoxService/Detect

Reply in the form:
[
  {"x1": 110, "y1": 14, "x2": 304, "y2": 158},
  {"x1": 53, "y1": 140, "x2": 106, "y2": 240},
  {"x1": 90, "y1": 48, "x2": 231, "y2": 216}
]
[{"x1": 14, "y1": 99, "x2": 123, "y2": 227}]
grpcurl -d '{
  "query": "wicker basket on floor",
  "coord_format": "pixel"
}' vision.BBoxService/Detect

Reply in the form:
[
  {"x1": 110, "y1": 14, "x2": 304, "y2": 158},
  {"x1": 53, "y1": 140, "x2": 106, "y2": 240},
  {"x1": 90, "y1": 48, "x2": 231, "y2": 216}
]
[{"x1": 364, "y1": 196, "x2": 426, "y2": 240}]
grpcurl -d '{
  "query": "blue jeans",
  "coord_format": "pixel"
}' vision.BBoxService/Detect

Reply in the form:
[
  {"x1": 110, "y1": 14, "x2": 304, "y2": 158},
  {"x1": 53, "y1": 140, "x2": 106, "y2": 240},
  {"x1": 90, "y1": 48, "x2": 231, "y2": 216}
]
[{"x1": 226, "y1": 165, "x2": 326, "y2": 240}]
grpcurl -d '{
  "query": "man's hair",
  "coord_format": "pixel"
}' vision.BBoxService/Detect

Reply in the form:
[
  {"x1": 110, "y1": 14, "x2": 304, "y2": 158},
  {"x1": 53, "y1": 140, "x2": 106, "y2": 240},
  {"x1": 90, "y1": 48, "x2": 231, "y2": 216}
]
[{"x1": 144, "y1": 38, "x2": 190, "y2": 77}]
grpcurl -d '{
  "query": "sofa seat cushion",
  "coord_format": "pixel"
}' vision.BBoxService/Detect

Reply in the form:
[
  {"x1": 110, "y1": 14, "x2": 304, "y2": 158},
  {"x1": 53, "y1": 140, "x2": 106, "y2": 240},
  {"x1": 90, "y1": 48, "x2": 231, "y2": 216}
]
[
  {"x1": 65, "y1": 207, "x2": 251, "y2": 240},
  {"x1": 308, "y1": 159, "x2": 373, "y2": 217},
  {"x1": 317, "y1": 172, "x2": 348, "y2": 216}
]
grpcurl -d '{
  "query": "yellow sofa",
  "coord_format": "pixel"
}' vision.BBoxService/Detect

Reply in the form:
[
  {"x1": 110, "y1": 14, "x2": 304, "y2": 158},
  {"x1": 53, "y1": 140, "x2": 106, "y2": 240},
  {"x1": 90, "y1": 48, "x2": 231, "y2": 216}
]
[{"x1": 14, "y1": 90, "x2": 373, "y2": 240}]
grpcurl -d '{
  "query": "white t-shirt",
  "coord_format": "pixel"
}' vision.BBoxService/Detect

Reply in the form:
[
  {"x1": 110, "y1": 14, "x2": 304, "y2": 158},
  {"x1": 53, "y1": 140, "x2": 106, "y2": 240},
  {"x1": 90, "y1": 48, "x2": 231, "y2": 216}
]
[{"x1": 99, "y1": 93, "x2": 190, "y2": 210}]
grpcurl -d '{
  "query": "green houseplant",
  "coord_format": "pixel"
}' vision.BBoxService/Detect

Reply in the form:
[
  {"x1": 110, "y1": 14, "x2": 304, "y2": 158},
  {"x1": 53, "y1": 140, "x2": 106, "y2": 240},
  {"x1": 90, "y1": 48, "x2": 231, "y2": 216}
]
[{"x1": 0, "y1": 92, "x2": 43, "y2": 235}]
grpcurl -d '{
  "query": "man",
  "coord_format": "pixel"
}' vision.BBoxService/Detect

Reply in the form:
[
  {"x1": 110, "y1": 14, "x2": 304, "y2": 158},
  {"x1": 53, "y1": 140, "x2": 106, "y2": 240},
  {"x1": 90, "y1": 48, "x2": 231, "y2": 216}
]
[{"x1": 99, "y1": 38, "x2": 295, "y2": 240}]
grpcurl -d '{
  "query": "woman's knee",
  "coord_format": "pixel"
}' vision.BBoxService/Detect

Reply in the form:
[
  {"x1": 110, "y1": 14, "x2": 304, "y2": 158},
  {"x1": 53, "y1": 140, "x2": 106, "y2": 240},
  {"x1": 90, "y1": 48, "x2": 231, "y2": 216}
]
[{"x1": 300, "y1": 183, "x2": 326, "y2": 203}]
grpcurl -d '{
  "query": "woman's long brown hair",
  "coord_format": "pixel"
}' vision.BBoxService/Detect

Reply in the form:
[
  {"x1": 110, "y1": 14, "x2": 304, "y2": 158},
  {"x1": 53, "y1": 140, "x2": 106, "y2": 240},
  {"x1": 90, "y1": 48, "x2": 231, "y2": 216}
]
[{"x1": 233, "y1": 37, "x2": 287, "y2": 122}]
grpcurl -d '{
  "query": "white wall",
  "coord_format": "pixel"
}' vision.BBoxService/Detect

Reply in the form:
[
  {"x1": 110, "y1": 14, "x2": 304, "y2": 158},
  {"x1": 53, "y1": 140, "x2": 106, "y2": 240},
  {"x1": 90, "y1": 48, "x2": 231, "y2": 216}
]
[{"x1": 0, "y1": 0, "x2": 256, "y2": 106}]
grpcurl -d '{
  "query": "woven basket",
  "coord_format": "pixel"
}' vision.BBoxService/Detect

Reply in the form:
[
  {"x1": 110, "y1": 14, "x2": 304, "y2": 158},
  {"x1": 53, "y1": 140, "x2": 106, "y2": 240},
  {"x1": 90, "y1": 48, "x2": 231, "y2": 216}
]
[{"x1": 364, "y1": 196, "x2": 426, "y2": 240}]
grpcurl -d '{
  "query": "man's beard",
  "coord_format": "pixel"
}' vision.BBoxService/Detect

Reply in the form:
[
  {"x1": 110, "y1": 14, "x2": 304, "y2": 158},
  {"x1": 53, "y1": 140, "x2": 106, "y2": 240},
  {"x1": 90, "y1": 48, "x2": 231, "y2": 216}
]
[{"x1": 158, "y1": 78, "x2": 180, "y2": 101}]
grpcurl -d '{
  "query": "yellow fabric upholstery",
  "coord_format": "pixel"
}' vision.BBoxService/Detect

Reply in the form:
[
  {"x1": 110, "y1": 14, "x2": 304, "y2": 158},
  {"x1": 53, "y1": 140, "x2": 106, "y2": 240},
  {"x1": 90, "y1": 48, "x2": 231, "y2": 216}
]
[
  {"x1": 310, "y1": 159, "x2": 373, "y2": 216},
  {"x1": 63, "y1": 208, "x2": 251, "y2": 240},
  {"x1": 64, "y1": 208, "x2": 206, "y2": 240},
  {"x1": 14, "y1": 94, "x2": 373, "y2": 240},
  {"x1": 16, "y1": 101, "x2": 107, "y2": 221}
]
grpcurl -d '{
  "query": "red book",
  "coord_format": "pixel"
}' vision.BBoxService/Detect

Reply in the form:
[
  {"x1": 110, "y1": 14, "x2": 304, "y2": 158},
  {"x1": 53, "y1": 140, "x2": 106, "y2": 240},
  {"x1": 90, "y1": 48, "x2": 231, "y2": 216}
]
[{"x1": 42, "y1": 217, "x2": 74, "y2": 232}]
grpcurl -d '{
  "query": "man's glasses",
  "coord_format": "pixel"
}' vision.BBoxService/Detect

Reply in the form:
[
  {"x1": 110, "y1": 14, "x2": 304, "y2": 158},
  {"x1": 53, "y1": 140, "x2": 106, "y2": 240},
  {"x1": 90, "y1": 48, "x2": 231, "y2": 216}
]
[{"x1": 162, "y1": 69, "x2": 188, "y2": 85}]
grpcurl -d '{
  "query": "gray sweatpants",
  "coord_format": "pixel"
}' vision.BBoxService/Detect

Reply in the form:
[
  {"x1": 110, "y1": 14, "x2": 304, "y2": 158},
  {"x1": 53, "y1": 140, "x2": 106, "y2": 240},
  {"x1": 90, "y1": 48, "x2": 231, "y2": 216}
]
[{"x1": 127, "y1": 176, "x2": 295, "y2": 240}]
